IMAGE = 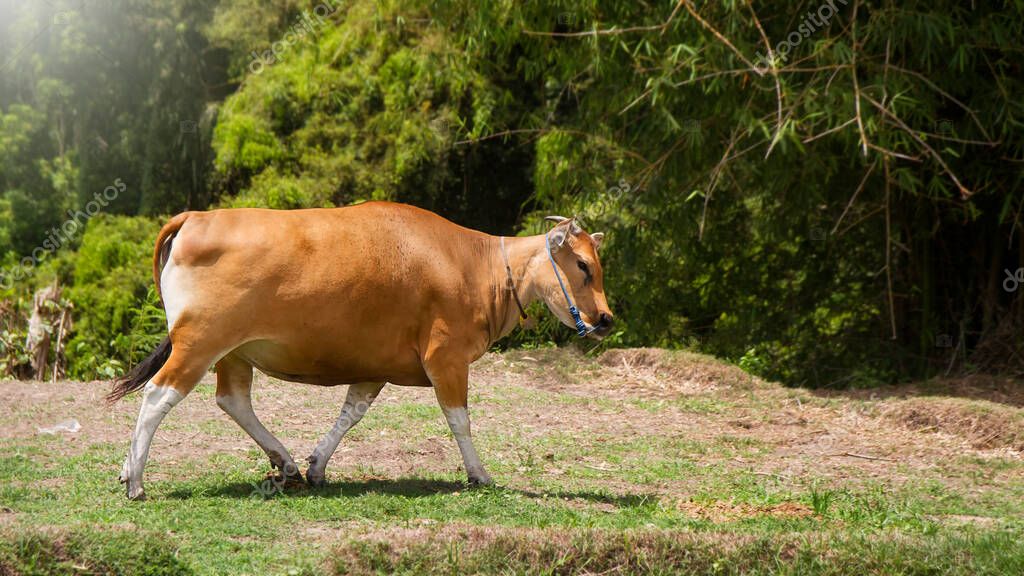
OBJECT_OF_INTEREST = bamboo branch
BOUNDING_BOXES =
[803,117,857,144]
[834,205,884,238]
[884,157,897,340]
[745,1,784,158]
[863,94,972,198]
[911,130,1000,148]
[832,159,878,235]
[700,129,741,241]
[456,128,652,166]
[880,64,996,143]
[682,0,765,76]
[850,0,869,157]
[867,143,922,163]
[523,0,683,38]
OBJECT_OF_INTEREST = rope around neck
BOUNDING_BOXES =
[545,231,597,337]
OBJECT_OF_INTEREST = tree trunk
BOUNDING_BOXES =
[25,281,62,381]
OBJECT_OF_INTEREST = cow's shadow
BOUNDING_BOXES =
[165,476,653,509]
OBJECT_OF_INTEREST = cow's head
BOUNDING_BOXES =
[540,216,615,339]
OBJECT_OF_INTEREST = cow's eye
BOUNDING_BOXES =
[577,261,590,276]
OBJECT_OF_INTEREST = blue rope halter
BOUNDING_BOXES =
[545,230,598,338]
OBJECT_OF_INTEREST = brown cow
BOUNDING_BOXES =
[110,201,613,500]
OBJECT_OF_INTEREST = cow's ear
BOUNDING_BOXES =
[548,226,569,253]
[591,232,604,251]
[567,217,583,236]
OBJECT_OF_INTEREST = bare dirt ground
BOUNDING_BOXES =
[1,347,1021,506]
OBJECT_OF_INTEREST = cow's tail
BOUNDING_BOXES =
[106,213,190,404]
[106,338,172,403]
[152,212,190,303]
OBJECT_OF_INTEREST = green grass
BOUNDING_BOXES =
[329,528,1024,576]
[0,530,194,576]
[633,396,731,414]
[1,433,1021,574]
[2,349,1023,574]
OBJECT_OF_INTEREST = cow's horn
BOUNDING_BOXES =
[544,216,569,224]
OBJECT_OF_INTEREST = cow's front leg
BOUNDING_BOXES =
[425,359,493,486]
[306,381,385,487]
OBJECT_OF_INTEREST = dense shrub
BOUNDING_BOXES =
[2,0,1022,386]
[63,215,164,379]
[211,0,537,234]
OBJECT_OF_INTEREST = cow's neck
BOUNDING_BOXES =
[489,234,548,344]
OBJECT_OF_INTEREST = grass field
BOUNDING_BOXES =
[1,348,1022,574]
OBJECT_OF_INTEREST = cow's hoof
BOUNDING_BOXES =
[468,474,494,487]
[306,471,326,488]
[126,485,146,501]
[267,468,305,489]
[305,454,326,488]
[269,459,304,487]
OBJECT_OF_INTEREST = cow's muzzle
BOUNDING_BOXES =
[592,312,614,338]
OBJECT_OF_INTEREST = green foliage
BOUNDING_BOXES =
[203,1,1019,385]
[212,113,286,175]
[0,103,73,257]
[430,0,1024,385]
[211,0,537,232]
[203,0,304,78]
[0,0,226,224]
[0,319,31,379]
[64,215,163,379]
[1,0,1022,385]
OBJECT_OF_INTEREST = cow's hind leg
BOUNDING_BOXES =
[425,357,493,486]
[306,381,385,487]
[215,354,302,483]
[122,348,206,500]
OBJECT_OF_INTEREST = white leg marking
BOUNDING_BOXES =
[307,382,384,486]
[124,381,184,500]
[440,406,492,485]
[216,392,297,473]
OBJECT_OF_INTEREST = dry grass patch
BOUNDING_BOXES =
[675,499,815,522]
[880,397,1024,452]
[329,525,766,575]
[820,374,1024,408]
[327,524,1024,576]
[598,348,768,397]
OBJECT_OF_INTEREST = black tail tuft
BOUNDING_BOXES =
[106,337,172,403]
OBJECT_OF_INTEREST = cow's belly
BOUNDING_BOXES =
[233,337,432,387]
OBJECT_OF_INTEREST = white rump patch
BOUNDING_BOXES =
[160,243,190,331]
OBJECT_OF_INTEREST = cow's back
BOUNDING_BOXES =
[161,202,486,386]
